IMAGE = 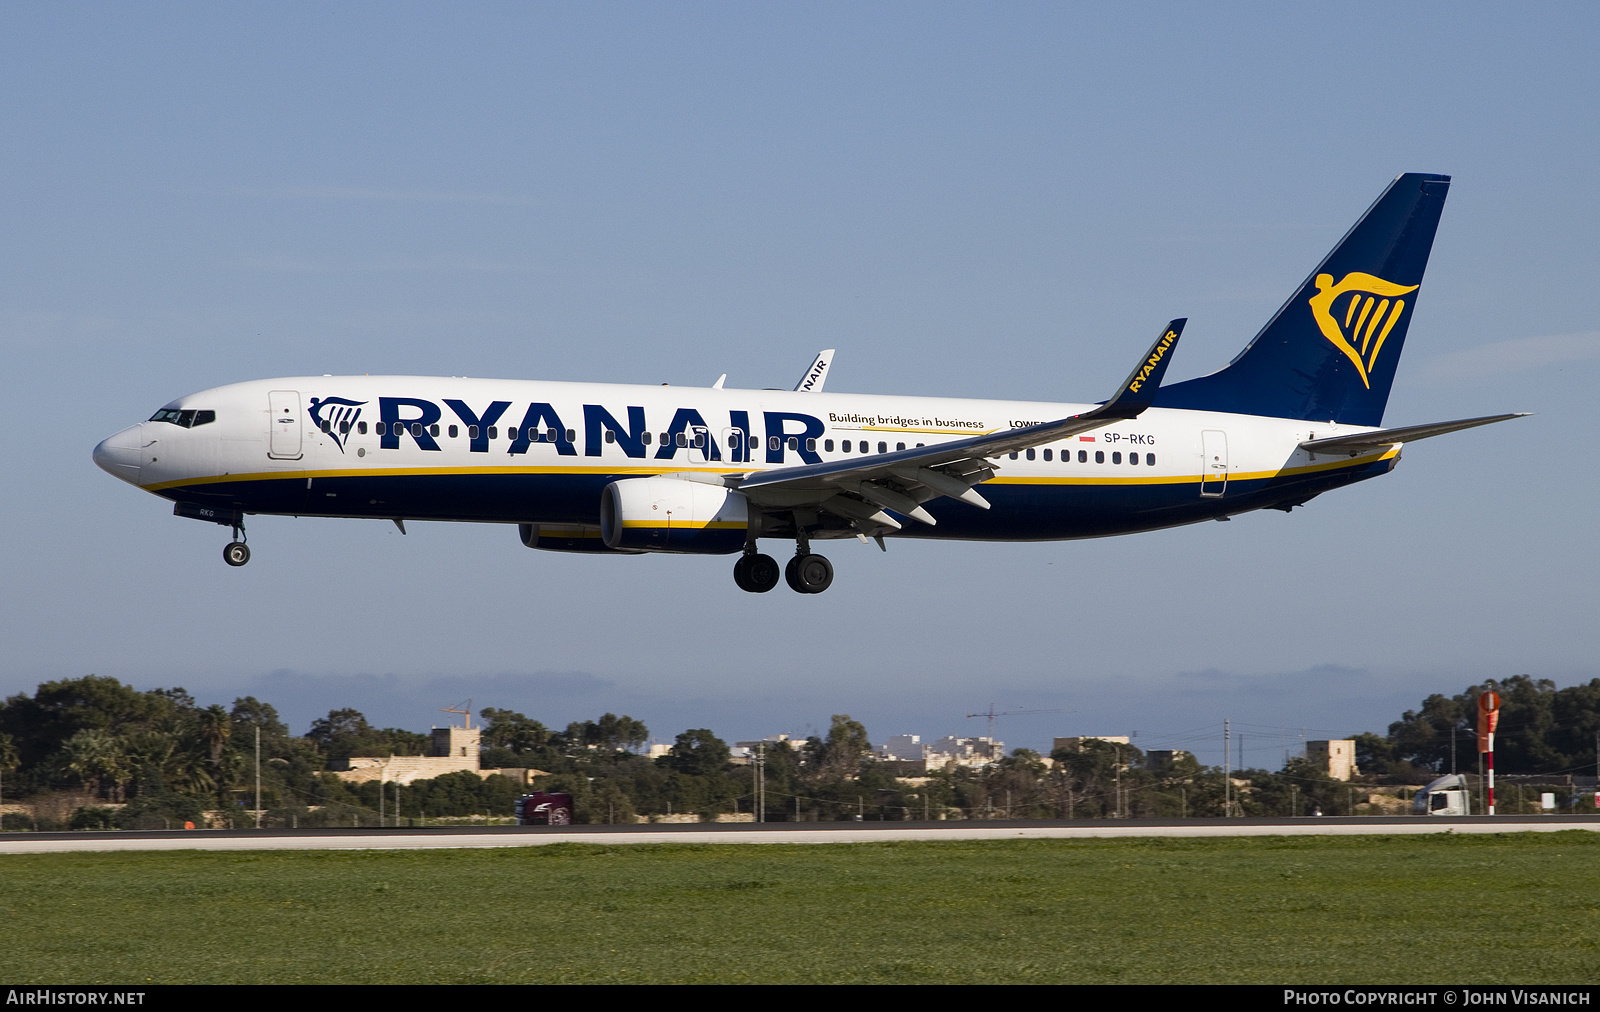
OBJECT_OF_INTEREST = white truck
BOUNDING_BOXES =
[1412,773,1472,816]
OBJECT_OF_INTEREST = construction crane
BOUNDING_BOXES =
[965,704,1071,743]
[439,699,473,729]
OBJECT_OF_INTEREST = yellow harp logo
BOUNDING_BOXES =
[1308,272,1419,388]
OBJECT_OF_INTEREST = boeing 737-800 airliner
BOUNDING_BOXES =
[94,173,1522,593]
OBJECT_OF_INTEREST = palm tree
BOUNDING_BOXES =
[58,730,130,801]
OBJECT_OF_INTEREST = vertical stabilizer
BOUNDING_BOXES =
[1154,173,1450,426]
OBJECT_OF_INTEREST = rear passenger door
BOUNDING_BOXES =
[1200,429,1227,497]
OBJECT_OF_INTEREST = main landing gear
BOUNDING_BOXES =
[785,552,833,594]
[733,552,780,593]
[222,523,250,567]
[733,529,834,595]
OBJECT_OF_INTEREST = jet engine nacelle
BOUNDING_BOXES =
[600,477,749,555]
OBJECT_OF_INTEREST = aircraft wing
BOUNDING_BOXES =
[1299,413,1528,454]
[736,321,1186,531]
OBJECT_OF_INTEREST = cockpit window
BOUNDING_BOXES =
[149,408,216,428]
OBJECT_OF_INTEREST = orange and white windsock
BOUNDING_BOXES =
[1477,691,1501,753]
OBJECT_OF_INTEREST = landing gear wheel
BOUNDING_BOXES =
[735,553,780,593]
[223,542,251,567]
[785,553,833,594]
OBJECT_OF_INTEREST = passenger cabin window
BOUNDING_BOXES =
[806,438,817,452]
[642,432,653,445]
[605,430,616,444]
[877,441,887,454]
[824,439,834,452]
[1095,450,1104,463]
[896,442,905,451]
[1077,450,1086,463]
[1146,453,1155,466]
[1112,452,1121,464]
[1043,449,1052,461]
[1025,448,1035,460]
[358,421,367,435]
[468,425,479,439]
[448,425,458,438]
[429,424,440,437]
[340,421,351,435]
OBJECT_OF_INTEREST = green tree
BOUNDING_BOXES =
[805,715,870,784]
[660,729,730,777]
[56,729,131,801]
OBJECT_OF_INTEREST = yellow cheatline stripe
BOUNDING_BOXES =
[620,520,746,530]
[145,448,1395,494]
[141,463,752,492]
[986,448,1397,487]
[856,426,998,435]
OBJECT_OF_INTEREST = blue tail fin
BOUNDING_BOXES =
[1154,172,1450,426]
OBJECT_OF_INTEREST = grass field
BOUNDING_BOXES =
[1,832,1597,984]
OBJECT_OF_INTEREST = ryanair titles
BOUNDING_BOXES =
[1126,328,1179,394]
[316,395,857,465]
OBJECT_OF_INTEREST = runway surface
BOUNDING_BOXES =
[2,815,1597,854]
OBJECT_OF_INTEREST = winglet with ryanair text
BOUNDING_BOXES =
[1094,319,1186,419]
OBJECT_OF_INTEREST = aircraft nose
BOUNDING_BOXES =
[93,424,145,484]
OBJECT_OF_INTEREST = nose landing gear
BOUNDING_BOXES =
[223,523,250,567]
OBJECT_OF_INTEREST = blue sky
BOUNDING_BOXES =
[4,4,1597,767]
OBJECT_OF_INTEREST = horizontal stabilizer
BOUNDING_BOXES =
[1300,413,1529,454]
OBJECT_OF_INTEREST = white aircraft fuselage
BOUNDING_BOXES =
[92,173,1523,593]
[94,377,1388,539]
